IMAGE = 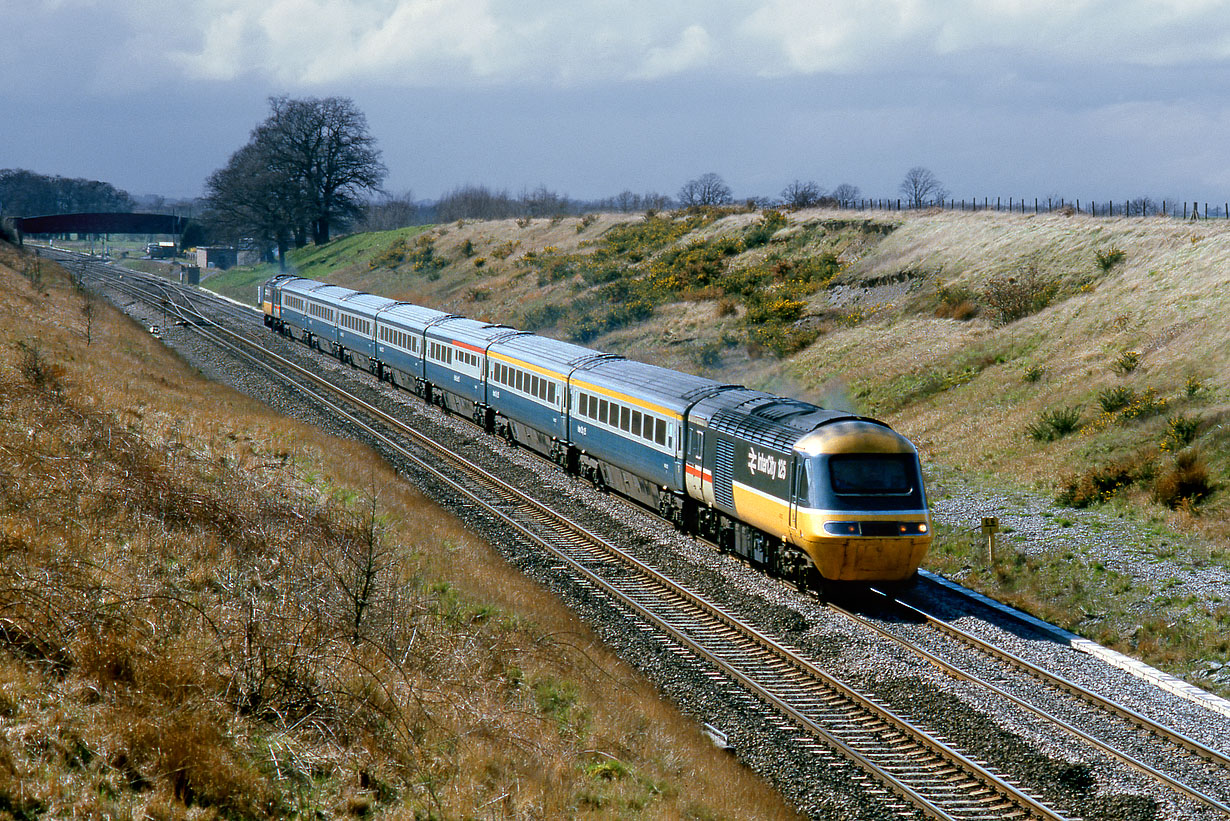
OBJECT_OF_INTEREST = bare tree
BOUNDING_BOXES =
[204,141,306,267]
[81,297,96,346]
[641,191,673,211]
[435,184,519,222]
[678,172,733,207]
[1129,197,1160,217]
[831,182,861,206]
[614,190,639,212]
[208,96,387,247]
[358,191,419,231]
[520,185,571,217]
[899,167,949,209]
[1,168,134,217]
[781,179,824,209]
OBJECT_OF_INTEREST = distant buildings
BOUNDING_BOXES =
[195,245,263,270]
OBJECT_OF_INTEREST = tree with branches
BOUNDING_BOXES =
[204,96,386,252]
[899,167,949,209]
[781,179,824,209]
[204,141,307,267]
[678,172,733,208]
[831,182,860,206]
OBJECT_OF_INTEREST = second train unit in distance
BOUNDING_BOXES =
[260,274,932,589]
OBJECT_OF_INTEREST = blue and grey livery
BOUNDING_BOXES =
[260,274,931,588]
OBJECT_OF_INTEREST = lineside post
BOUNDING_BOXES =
[981,516,1000,564]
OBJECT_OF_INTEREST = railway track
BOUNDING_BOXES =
[827,590,1230,815]
[61,251,1230,820]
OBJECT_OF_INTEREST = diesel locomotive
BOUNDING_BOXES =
[260,274,932,589]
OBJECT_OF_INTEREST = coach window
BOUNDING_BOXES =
[620,406,630,432]
[655,419,667,446]
[631,410,643,438]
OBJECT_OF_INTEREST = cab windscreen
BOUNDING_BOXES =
[829,454,914,495]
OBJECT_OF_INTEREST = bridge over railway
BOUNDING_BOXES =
[9,212,189,244]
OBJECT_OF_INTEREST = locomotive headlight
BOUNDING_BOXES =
[824,521,860,535]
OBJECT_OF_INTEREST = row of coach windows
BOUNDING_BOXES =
[284,295,305,312]
[492,361,557,405]
[339,313,371,335]
[428,341,453,366]
[380,326,419,354]
[308,303,335,322]
[455,349,480,370]
[575,391,669,447]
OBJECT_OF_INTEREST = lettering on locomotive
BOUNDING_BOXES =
[746,447,788,481]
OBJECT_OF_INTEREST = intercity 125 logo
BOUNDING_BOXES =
[747,447,788,480]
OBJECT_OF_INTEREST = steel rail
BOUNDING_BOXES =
[877,588,1230,770]
[825,595,1230,816]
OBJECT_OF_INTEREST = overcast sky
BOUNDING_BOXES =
[5,0,1230,205]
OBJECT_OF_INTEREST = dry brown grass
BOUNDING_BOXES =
[0,242,800,819]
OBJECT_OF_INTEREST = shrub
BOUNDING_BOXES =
[1097,386,1136,413]
[563,296,655,343]
[368,238,408,269]
[1166,414,1200,447]
[716,298,739,317]
[746,324,819,358]
[491,240,520,259]
[1120,387,1167,421]
[981,263,1058,324]
[1057,456,1148,507]
[1026,405,1082,442]
[460,238,475,257]
[16,340,62,393]
[1023,364,1045,383]
[743,209,788,248]
[695,342,723,369]
[1095,248,1126,272]
[1153,449,1213,509]
[1113,349,1140,374]
[575,213,598,232]
[935,284,980,320]
[745,296,805,326]
[519,303,566,330]
[408,235,446,273]
[1185,376,1206,398]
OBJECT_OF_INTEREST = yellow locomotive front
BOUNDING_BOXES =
[789,420,931,582]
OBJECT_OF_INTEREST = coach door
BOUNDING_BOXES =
[790,457,806,532]
[685,426,706,503]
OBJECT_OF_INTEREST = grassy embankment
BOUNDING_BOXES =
[209,207,1230,693]
[0,243,801,819]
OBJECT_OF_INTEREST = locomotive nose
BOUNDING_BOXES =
[790,421,933,582]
